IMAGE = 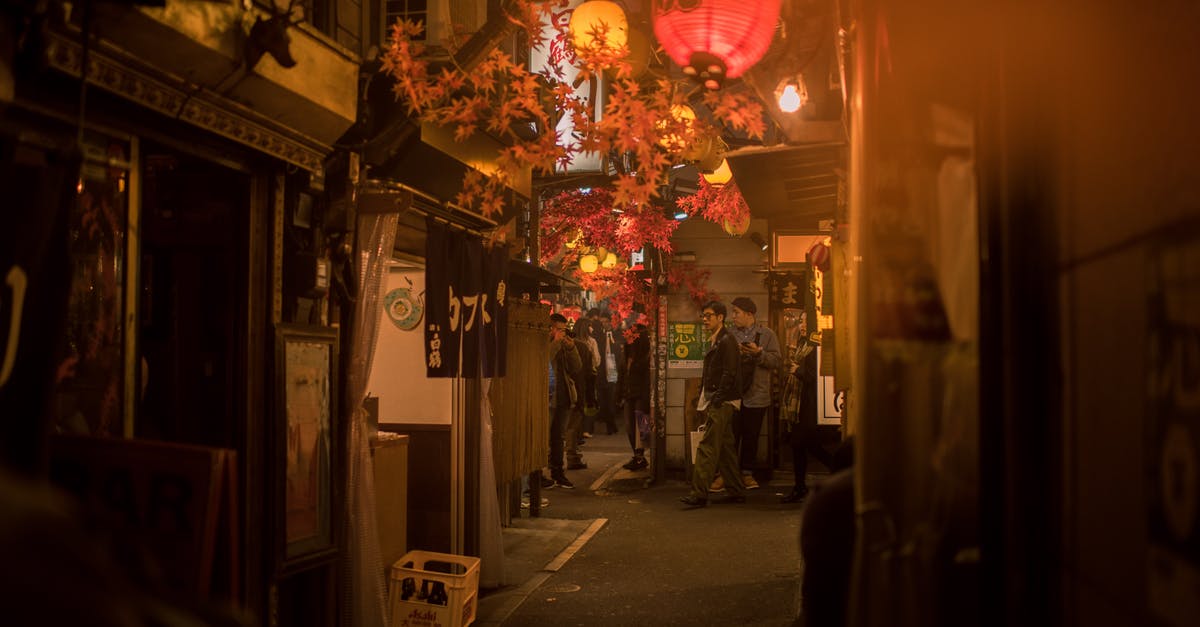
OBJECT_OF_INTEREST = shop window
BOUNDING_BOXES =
[56,133,130,437]
[386,0,428,40]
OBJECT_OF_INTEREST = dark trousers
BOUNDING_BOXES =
[597,379,618,433]
[734,405,767,472]
[549,404,571,472]
[624,397,649,454]
[790,426,833,487]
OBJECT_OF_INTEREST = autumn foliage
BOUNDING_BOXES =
[380,0,766,316]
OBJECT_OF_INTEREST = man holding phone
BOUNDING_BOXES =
[725,296,782,491]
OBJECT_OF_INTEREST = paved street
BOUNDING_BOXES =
[477,431,808,627]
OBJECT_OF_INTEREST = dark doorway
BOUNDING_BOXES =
[137,143,249,450]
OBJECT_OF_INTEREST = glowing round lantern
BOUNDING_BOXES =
[579,254,600,273]
[601,252,618,268]
[722,214,750,236]
[658,104,696,151]
[652,0,783,89]
[701,158,733,187]
[687,134,726,172]
[569,0,628,59]
[605,27,652,80]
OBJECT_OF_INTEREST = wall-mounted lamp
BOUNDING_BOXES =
[749,232,769,251]
[776,77,808,114]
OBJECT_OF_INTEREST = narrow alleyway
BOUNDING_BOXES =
[477,432,808,626]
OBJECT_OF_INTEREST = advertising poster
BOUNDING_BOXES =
[668,320,708,369]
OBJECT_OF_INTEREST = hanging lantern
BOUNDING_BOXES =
[569,0,629,60]
[652,0,783,89]
[701,158,733,187]
[606,27,652,80]
[687,135,727,172]
[722,214,750,236]
[601,252,618,268]
[579,254,600,273]
[657,104,696,151]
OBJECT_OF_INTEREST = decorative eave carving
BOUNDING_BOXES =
[44,30,328,179]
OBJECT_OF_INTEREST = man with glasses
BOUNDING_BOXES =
[680,301,747,508]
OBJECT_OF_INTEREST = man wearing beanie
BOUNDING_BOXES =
[714,296,782,492]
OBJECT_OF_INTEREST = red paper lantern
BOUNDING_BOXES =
[652,0,782,89]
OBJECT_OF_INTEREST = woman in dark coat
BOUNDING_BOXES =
[778,315,833,502]
[619,324,651,470]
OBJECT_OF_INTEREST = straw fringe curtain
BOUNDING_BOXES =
[489,299,552,484]
[341,213,398,627]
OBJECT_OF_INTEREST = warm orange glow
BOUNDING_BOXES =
[701,159,733,187]
[569,1,628,58]
[658,104,696,151]
[601,252,618,268]
[722,214,750,236]
[778,84,802,113]
[579,254,600,273]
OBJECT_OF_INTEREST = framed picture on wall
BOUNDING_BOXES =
[275,324,338,569]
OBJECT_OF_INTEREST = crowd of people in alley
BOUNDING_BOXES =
[537,298,843,505]
[534,297,853,625]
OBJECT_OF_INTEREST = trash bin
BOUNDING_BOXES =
[389,550,480,627]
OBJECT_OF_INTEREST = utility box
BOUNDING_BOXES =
[389,551,480,627]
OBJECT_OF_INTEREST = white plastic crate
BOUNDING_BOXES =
[389,550,480,627]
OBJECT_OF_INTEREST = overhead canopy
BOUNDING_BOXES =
[727,143,844,231]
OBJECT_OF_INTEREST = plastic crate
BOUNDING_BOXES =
[389,550,480,627]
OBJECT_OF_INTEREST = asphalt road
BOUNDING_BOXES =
[479,431,807,627]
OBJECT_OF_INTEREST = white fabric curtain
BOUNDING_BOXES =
[341,212,399,627]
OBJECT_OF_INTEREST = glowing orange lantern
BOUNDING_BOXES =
[579,254,600,273]
[569,0,628,59]
[652,0,783,89]
[701,158,733,187]
[722,214,750,236]
[657,104,696,151]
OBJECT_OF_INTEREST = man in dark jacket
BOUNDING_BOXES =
[548,313,583,488]
[680,301,747,508]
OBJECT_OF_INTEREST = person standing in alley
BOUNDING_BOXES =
[619,323,651,470]
[547,313,583,488]
[590,308,622,436]
[680,301,746,508]
[573,316,602,439]
[779,311,833,503]
[713,296,781,492]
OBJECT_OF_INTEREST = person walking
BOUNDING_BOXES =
[680,301,746,509]
[547,313,583,488]
[619,323,651,470]
[714,296,782,492]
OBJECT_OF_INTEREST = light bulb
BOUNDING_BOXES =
[779,84,802,113]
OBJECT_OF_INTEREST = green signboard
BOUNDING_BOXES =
[668,321,708,368]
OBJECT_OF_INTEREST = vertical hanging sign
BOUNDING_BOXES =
[425,217,509,378]
[482,245,509,378]
[425,218,460,377]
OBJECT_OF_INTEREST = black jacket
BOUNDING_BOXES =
[701,327,740,407]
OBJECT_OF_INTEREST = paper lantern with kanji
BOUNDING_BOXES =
[652,0,783,89]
